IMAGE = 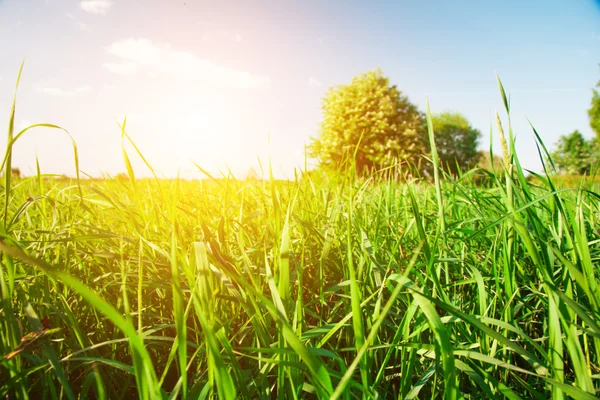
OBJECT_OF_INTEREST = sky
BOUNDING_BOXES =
[0,0,599,179]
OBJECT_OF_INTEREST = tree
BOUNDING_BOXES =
[309,69,426,176]
[430,112,481,175]
[550,130,598,175]
[589,76,600,138]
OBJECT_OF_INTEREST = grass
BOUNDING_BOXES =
[2,67,600,399]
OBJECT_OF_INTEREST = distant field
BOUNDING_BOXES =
[2,152,600,399]
[529,173,600,189]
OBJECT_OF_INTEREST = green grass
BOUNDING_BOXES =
[2,69,600,399]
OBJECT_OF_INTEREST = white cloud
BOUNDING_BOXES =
[38,88,69,96]
[35,84,90,97]
[308,76,322,87]
[104,61,138,75]
[66,12,89,30]
[80,0,111,14]
[105,38,270,89]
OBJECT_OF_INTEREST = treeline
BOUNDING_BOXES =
[309,68,600,178]
[308,69,482,178]
[550,75,600,175]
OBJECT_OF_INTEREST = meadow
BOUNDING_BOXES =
[2,73,600,399]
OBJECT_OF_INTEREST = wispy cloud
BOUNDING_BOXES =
[105,38,271,89]
[80,0,111,15]
[104,61,138,75]
[308,76,322,87]
[66,12,89,30]
[35,84,91,97]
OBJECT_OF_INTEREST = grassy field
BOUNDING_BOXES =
[2,75,600,399]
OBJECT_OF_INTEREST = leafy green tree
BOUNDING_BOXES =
[309,69,425,176]
[430,112,481,175]
[589,75,600,138]
[550,130,597,175]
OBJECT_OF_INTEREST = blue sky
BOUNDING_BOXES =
[0,0,598,178]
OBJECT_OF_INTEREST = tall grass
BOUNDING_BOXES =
[2,67,600,399]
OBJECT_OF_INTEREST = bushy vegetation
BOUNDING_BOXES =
[3,70,600,399]
[550,68,600,176]
[309,69,428,176]
[550,130,599,176]
[589,71,600,138]
[430,112,481,176]
[309,69,481,179]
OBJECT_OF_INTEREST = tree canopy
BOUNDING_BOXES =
[550,130,598,175]
[309,69,425,176]
[430,112,481,175]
